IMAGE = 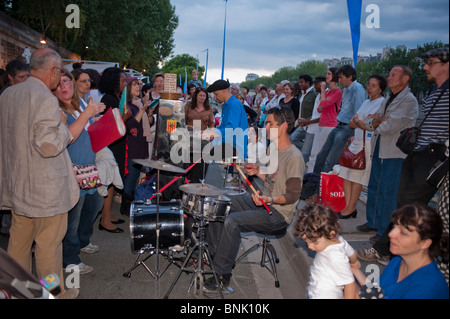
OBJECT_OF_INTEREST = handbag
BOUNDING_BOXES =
[73,164,102,190]
[396,82,448,155]
[396,126,421,155]
[338,131,366,170]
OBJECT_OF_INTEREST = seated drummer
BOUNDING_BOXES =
[204,106,305,292]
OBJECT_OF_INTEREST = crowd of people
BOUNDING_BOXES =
[0,46,448,299]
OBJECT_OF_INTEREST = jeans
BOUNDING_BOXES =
[365,140,404,237]
[301,132,315,164]
[123,159,142,196]
[207,194,288,276]
[290,126,306,152]
[63,191,104,267]
[313,123,353,175]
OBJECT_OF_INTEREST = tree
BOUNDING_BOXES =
[356,41,447,102]
[2,0,178,72]
[160,54,206,85]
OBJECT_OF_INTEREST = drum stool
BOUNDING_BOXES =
[232,226,287,288]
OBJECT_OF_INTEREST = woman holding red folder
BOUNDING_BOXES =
[97,67,131,232]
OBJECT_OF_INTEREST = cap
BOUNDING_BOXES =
[421,47,449,63]
[206,79,230,93]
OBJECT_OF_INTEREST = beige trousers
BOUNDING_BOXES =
[8,212,68,293]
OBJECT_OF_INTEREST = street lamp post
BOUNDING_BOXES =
[221,0,228,80]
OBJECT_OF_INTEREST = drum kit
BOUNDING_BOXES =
[122,158,234,299]
[121,87,250,299]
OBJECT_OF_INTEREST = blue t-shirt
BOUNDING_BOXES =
[380,256,449,299]
[215,95,248,160]
[66,105,97,196]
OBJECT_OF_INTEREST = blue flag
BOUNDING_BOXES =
[347,0,363,68]
[183,68,187,94]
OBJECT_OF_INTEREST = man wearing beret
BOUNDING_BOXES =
[203,79,248,160]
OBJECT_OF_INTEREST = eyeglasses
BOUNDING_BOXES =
[422,60,445,67]
[53,66,63,73]
[60,78,72,87]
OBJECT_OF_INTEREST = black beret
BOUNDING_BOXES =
[206,79,230,93]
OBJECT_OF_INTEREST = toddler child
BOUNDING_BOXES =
[296,203,360,299]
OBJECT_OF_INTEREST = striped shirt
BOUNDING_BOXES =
[415,79,449,151]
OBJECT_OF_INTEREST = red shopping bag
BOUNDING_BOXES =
[319,173,346,212]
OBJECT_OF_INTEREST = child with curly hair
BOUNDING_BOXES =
[296,203,360,299]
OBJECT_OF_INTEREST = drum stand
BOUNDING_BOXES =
[122,168,171,298]
[164,195,224,299]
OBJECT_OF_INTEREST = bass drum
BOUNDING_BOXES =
[130,201,185,253]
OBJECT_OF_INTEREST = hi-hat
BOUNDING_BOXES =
[133,159,187,174]
[180,183,228,197]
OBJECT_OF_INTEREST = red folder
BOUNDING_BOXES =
[88,107,126,153]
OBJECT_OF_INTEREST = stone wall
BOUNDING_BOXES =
[0,11,80,69]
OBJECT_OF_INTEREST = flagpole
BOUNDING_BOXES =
[203,48,209,88]
[221,0,228,80]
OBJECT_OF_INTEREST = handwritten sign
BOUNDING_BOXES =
[164,73,177,93]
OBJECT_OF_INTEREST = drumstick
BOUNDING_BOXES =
[234,165,272,215]
[149,154,206,200]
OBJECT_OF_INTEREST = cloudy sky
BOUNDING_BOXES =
[169,0,449,83]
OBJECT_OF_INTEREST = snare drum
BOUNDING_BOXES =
[130,201,185,253]
[180,192,196,215]
[196,195,232,222]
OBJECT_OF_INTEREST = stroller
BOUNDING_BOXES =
[0,248,59,299]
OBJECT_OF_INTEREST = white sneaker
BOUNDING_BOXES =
[226,173,234,183]
[80,243,100,254]
[76,262,94,274]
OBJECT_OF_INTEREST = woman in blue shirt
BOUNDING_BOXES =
[380,204,449,299]
[54,69,106,273]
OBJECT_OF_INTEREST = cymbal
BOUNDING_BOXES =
[179,183,228,197]
[133,159,187,174]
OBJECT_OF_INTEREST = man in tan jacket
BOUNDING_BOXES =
[0,48,80,298]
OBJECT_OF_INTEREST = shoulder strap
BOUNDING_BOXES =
[419,81,449,128]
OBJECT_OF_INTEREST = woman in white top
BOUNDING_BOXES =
[336,75,387,219]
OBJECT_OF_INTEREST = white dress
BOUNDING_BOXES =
[337,97,384,186]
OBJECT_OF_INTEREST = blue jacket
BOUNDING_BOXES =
[216,95,248,159]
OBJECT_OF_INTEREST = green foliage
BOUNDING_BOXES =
[2,0,178,73]
[357,41,446,101]
[241,42,446,102]
[160,54,205,85]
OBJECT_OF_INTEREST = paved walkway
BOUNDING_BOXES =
[0,162,381,301]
